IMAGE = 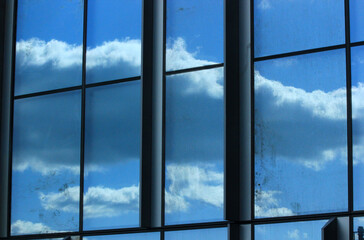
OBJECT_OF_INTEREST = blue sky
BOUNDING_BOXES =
[10,0,364,239]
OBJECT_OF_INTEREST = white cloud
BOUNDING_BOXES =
[165,164,223,213]
[40,185,138,218]
[257,0,271,10]
[255,190,294,217]
[11,220,56,235]
[287,229,300,240]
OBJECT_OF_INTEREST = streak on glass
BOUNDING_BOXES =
[352,46,364,211]
[15,0,83,95]
[165,68,224,224]
[86,0,142,84]
[166,0,223,71]
[84,81,141,229]
[254,50,347,217]
[255,220,327,240]
[165,228,227,240]
[11,91,81,235]
[86,232,159,240]
[350,0,364,43]
[254,0,345,57]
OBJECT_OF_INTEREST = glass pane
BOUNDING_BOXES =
[166,0,223,71]
[165,68,224,224]
[254,0,345,57]
[86,232,159,240]
[86,0,142,84]
[15,0,83,95]
[352,46,364,210]
[254,50,347,217]
[84,81,141,230]
[165,228,227,240]
[11,91,81,235]
[350,0,364,43]
[354,217,364,240]
[255,220,327,240]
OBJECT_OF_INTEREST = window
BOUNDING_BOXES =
[1,0,364,240]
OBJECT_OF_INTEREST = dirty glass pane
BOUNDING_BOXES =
[254,0,345,57]
[165,68,224,224]
[165,228,227,240]
[255,220,327,240]
[254,50,347,217]
[166,0,223,71]
[86,0,142,83]
[15,0,83,95]
[352,46,364,211]
[350,0,364,43]
[11,91,81,235]
[86,232,159,240]
[84,81,141,230]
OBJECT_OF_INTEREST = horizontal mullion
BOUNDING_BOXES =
[165,63,224,76]
[7,222,228,240]
[350,40,364,47]
[254,44,346,62]
[13,76,141,100]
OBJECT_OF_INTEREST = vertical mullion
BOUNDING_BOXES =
[344,0,353,238]
[162,0,167,228]
[250,0,255,224]
[140,0,164,228]
[79,0,88,232]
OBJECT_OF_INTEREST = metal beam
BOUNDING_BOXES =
[140,0,164,228]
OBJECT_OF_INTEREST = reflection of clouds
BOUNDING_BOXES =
[40,185,138,219]
[165,164,223,213]
[255,190,294,218]
[11,220,56,235]
[287,229,309,240]
[257,0,271,10]
[255,70,348,170]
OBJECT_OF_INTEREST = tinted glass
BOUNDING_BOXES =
[87,233,159,240]
[11,91,81,235]
[166,0,223,71]
[350,0,364,43]
[15,0,83,95]
[353,217,364,240]
[165,228,227,240]
[165,68,224,224]
[255,50,347,217]
[254,0,345,57]
[86,0,142,83]
[352,46,364,210]
[255,220,327,240]
[84,81,141,229]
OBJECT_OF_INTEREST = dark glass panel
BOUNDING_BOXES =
[11,91,81,235]
[255,50,347,217]
[165,68,224,224]
[15,0,83,95]
[84,81,141,229]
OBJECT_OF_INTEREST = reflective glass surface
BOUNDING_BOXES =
[11,91,81,235]
[165,68,224,224]
[353,217,364,240]
[352,46,364,210]
[166,0,223,71]
[254,0,345,57]
[86,232,159,240]
[165,228,227,240]
[15,0,83,95]
[84,81,141,229]
[86,0,142,83]
[350,0,364,43]
[254,50,347,217]
[255,220,327,240]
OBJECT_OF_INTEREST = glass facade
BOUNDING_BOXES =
[1,0,364,240]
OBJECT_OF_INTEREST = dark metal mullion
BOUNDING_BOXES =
[165,63,224,76]
[344,0,354,238]
[161,0,167,228]
[351,40,364,47]
[254,44,346,62]
[6,0,18,237]
[250,0,255,225]
[79,0,88,232]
